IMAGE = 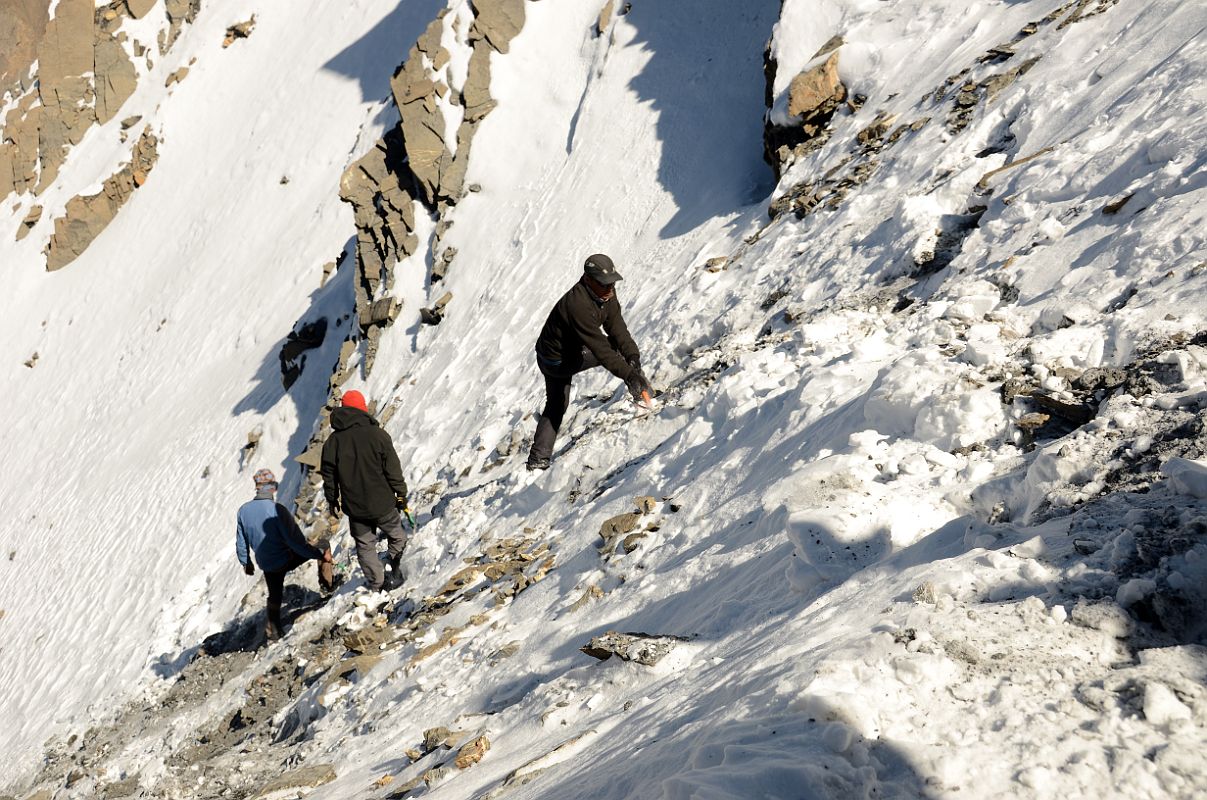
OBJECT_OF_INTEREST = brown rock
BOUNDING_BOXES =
[454,735,490,769]
[461,39,497,122]
[36,0,95,188]
[44,128,159,270]
[596,0,615,35]
[164,66,189,87]
[471,0,524,53]
[94,32,138,125]
[787,52,845,119]
[253,764,337,799]
[598,512,641,553]
[0,0,49,98]
[15,204,42,241]
[222,16,256,48]
[634,495,657,514]
[622,532,647,553]
[124,0,158,20]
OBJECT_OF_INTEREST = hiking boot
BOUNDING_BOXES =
[384,555,406,591]
[526,458,550,471]
[265,619,282,642]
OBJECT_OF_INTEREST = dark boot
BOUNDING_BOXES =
[265,602,284,642]
[384,554,406,591]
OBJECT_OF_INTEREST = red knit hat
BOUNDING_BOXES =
[341,390,367,411]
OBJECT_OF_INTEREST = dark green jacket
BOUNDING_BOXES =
[535,280,639,379]
[320,407,407,520]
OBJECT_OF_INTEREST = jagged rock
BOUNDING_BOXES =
[94,31,138,125]
[23,352,39,368]
[787,52,845,119]
[415,13,450,68]
[598,512,641,553]
[120,114,142,129]
[634,495,656,514]
[596,0,615,35]
[580,631,682,666]
[1031,390,1094,425]
[15,204,42,241]
[22,791,52,800]
[1074,367,1127,392]
[1016,412,1049,432]
[360,296,402,329]
[161,0,201,54]
[343,626,389,654]
[462,40,497,122]
[622,533,647,553]
[471,0,525,53]
[0,0,48,101]
[165,66,189,87]
[338,132,418,325]
[856,111,898,148]
[36,0,94,189]
[455,735,490,769]
[253,764,337,799]
[5,94,41,195]
[223,16,256,47]
[124,0,158,19]
[44,128,158,270]
[101,774,140,799]
[432,246,457,281]
[420,291,453,325]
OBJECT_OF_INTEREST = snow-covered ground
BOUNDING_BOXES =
[1,0,1205,798]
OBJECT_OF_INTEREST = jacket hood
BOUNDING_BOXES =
[330,406,376,432]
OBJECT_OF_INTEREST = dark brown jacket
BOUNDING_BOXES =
[535,280,639,379]
[320,407,407,520]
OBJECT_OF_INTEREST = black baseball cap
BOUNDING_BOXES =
[584,253,623,284]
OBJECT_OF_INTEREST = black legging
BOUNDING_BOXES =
[263,536,330,630]
[529,348,601,463]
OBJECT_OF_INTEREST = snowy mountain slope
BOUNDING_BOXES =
[2,0,1206,798]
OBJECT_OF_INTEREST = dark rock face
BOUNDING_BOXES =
[279,319,328,390]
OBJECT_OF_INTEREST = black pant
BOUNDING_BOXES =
[529,348,601,464]
[263,537,330,631]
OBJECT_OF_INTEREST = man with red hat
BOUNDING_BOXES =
[526,253,652,470]
[320,390,410,591]
[236,468,334,641]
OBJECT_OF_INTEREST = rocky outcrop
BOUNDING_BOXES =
[252,765,336,799]
[0,0,49,99]
[580,631,684,666]
[94,31,138,125]
[764,48,847,177]
[44,128,160,270]
[223,16,256,48]
[36,0,95,190]
[15,204,42,241]
[470,0,525,54]
[2,0,196,202]
[160,0,202,55]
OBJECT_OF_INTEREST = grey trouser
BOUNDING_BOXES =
[349,511,408,590]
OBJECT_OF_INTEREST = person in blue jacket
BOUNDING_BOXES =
[236,468,333,640]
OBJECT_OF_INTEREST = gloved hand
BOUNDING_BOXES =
[243,562,255,576]
[626,368,652,403]
[395,493,408,510]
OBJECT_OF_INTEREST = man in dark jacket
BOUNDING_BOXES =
[527,253,652,470]
[320,390,410,591]
[236,468,333,641]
